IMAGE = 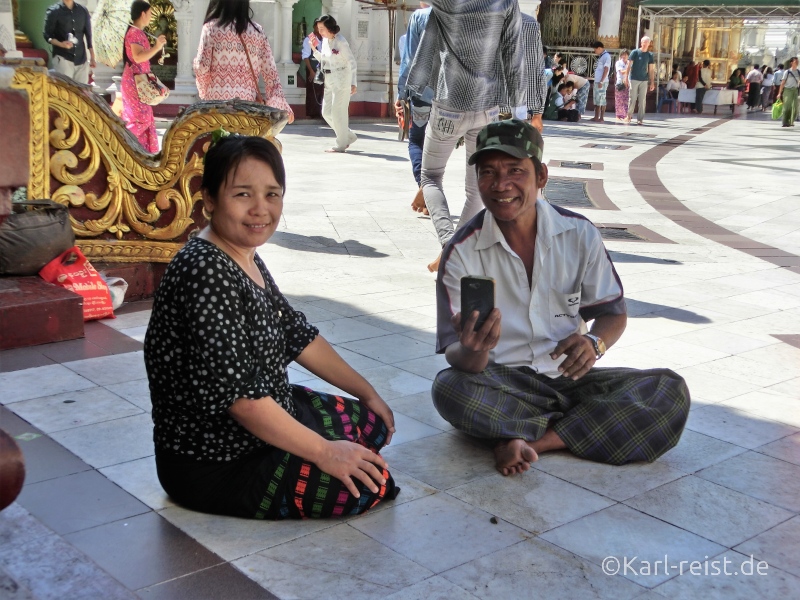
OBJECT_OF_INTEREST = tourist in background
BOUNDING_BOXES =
[591,40,612,122]
[728,68,745,92]
[312,15,358,152]
[773,63,785,102]
[194,0,294,122]
[777,57,799,127]
[694,59,712,114]
[301,21,324,118]
[565,71,591,115]
[614,49,629,121]
[666,71,681,99]
[43,0,96,85]
[745,64,763,110]
[626,36,655,125]
[121,1,166,153]
[761,66,774,111]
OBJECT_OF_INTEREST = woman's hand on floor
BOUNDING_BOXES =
[316,440,388,498]
[359,392,395,445]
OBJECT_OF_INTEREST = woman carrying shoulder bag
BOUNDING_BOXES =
[121,1,167,153]
[193,0,294,122]
[312,15,358,153]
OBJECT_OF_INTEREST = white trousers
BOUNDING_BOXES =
[421,103,500,246]
[52,55,90,85]
[322,70,355,150]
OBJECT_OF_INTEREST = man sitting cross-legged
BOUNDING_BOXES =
[433,119,690,475]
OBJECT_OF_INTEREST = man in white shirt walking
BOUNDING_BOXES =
[591,40,612,122]
[694,59,712,113]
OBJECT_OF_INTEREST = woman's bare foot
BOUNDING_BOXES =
[411,188,429,215]
[494,439,538,476]
[427,252,441,273]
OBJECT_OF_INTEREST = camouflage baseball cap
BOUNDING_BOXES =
[468,119,544,165]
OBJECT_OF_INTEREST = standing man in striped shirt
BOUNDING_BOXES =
[406,0,527,272]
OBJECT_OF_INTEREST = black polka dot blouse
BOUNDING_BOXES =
[144,237,319,461]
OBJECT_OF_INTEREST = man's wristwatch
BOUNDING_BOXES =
[584,333,606,359]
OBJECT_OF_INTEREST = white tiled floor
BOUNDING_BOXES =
[4,115,800,597]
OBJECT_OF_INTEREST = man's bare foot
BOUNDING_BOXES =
[411,188,429,215]
[529,428,568,455]
[427,252,441,273]
[494,439,538,476]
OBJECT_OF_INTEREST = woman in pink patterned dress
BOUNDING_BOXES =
[121,1,166,153]
[193,0,294,123]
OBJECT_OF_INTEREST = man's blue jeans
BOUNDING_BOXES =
[408,100,430,186]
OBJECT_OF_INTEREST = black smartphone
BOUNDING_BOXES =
[461,276,495,332]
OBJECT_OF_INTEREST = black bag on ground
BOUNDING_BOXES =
[0,200,75,275]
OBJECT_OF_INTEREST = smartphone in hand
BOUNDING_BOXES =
[461,276,495,332]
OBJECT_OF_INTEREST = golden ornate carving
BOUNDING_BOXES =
[11,66,288,263]
[599,35,620,49]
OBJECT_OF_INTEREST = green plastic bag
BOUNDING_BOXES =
[772,99,783,120]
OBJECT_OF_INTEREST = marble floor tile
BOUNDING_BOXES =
[234,524,433,599]
[0,364,95,404]
[388,391,453,432]
[656,429,747,474]
[754,432,800,466]
[358,364,434,399]
[447,470,614,534]
[624,475,793,547]
[392,353,448,381]
[381,432,496,490]
[340,334,437,365]
[389,412,442,446]
[307,296,400,318]
[384,576,479,600]
[441,538,644,600]
[0,504,52,551]
[540,504,725,587]
[351,493,530,573]
[8,387,143,433]
[160,506,338,562]
[0,531,137,600]
[620,338,731,369]
[671,327,775,355]
[103,378,151,412]
[734,516,800,578]
[63,351,148,386]
[764,376,800,397]
[50,413,154,469]
[720,390,800,428]
[345,470,439,519]
[672,365,762,403]
[99,456,174,510]
[352,310,440,334]
[532,451,686,501]
[688,355,796,388]
[101,311,152,330]
[328,346,385,371]
[651,550,800,599]
[118,325,147,342]
[685,404,798,449]
[313,318,391,344]
[696,451,800,512]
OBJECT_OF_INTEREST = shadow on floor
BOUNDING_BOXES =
[610,252,682,264]
[268,232,389,258]
[627,299,713,323]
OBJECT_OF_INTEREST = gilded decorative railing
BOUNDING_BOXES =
[541,0,598,48]
[11,66,288,263]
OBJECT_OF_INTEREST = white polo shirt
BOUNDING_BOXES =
[436,200,626,378]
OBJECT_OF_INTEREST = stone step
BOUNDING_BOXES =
[0,277,83,350]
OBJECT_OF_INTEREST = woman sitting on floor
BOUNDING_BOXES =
[144,133,398,520]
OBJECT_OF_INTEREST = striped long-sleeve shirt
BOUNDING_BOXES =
[501,14,547,116]
[405,0,527,116]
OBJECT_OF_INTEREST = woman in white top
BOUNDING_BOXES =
[614,50,630,120]
[312,15,358,153]
[666,71,681,98]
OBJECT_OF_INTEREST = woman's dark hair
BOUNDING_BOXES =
[124,2,151,66]
[201,136,286,200]
[316,15,340,35]
[204,0,255,35]
[131,0,151,22]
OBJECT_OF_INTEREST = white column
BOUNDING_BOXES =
[597,0,622,48]
[164,0,199,105]
[323,0,348,21]
[0,0,20,57]
[278,0,299,64]
[518,0,542,18]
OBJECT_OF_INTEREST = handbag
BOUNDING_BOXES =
[0,200,75,276]
[772,99,783,120]
[240,33,266,104]
[616,81,626,91]
[135,72,170,106]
